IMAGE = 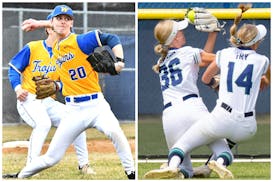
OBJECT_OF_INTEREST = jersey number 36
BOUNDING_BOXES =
[159,58,183,91]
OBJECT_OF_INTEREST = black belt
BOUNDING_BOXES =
[221,102,253,117]
[163,94,198,110]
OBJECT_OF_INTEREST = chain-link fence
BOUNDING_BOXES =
[2,3,135,123]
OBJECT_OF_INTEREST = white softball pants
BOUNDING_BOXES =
[172,99,256,158]
[17,93,89,167]
[18,93,134,178]
[163,97,231,177]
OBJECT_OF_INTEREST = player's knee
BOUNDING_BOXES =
[44,156,60,167]
[35,121,51,131]
[108,128,125,140]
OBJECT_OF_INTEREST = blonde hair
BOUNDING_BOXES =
[229,4,258,47]
[152,20,174,73]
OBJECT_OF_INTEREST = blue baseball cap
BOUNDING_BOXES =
[51,5,73,19]
[47,13,52,20]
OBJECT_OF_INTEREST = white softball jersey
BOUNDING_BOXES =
[159,46,202,106]
[216,47,269,113]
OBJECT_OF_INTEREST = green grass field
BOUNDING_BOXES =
[138,162,271,180]
[138,114,270,156]
[2,123,135,180]
[138,114,271,179]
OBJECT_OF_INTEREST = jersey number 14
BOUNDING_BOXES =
[227,62,253,95]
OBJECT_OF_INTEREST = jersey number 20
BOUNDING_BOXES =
[227,62,253,95]
[69,66,87,80]
[160,58,182,91]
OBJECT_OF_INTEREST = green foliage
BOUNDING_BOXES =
[138,162,271,180]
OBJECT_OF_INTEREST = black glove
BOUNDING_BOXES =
[87,47,124,75]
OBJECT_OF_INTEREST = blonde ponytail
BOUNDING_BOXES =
[230,4,252,46]
[152,44,169,73]
[152,20,173,73]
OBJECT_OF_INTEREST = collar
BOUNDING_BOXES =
[237,46,253,50]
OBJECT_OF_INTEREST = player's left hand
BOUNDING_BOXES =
[185,7,226,33]
[32,75,59,99]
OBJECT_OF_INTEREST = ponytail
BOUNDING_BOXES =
[230,4,252,46]
[152,44,169,73]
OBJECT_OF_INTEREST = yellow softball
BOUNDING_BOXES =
[187,10,195,23]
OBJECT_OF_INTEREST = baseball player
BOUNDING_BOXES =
[144,8,232,179]
[5,13,95,175]
[145,4,270,179]
[3,4,135,180]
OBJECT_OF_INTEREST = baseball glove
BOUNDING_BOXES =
[32,75,59,99]
[185,7,226,33]
[206,74,220,91]
[86,47,125,75]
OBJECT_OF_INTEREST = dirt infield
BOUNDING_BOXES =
[2,139,135,154]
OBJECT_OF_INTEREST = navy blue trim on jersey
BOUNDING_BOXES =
[77,31,120,55]
[237,46,252,50]
[169,47,179,50]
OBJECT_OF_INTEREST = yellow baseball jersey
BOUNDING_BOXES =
[9,40,58,94]
[52,33,101,96]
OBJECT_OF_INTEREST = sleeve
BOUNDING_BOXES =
[99,32,121,48]
[9,45,31,72]
[215,50,222,68]
[262,56,270,75]
[8,66,21,90]
[189,47,202,64]
[8,45,31,90]
[77,30,121,55]
[77,30,100,55]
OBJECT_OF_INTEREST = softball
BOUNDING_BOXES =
[187,10,195,23]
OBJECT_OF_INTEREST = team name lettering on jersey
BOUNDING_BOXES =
[236,53,249,60]
[32,60,56,74]
[56,52,74,67]
[166,51,176,59]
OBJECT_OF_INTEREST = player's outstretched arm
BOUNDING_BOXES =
[199,52,215,67]
[112,44,125,73]
[22,19,51,32]
[202,60,220,88]
[203,32,218,53]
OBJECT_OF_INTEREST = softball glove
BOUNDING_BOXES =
[87,47,125,75]
[32,75,59,99]
[185,7,226,33]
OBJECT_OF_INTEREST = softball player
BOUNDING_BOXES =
[147,5,269,179]
[3,5,135,179]
[7,13,94,174]
[144,19,232,179]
